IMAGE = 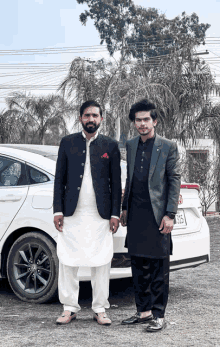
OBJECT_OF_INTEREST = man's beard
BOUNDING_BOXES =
[82,122,100,134]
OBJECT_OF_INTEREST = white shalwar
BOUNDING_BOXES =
[56,131,113,313]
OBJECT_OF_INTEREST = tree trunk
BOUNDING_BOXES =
[41,131,46,145]
[20,130,27,144]
[38,129,45,145]
[41,117,45,145]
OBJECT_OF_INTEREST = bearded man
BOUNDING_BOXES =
[53,100,121,326]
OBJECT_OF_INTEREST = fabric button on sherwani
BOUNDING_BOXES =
[81,163,84,166]
[77,187,80,190]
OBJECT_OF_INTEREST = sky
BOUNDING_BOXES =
[0,0,220,109]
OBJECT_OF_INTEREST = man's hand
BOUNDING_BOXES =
[159,215,174,234]
[54,215,64,232]
[120,210,127,227]
[109,217,119,234]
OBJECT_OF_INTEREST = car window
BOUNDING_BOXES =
[0,156,28,187]
[26,165,49,184]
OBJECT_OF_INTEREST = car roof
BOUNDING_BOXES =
[0,144,57,175]
[0,144,58,157]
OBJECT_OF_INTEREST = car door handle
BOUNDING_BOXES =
[0,194,22,202]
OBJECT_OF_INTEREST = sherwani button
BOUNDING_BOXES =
[81,163,84,166]
[77,187,80,190]
[80,175,83,178]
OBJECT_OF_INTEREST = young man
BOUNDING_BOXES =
[53,100,121,326]
[121,99,181,332]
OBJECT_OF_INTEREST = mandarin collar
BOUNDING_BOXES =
[81,130,99,143]
[139,134,155,145]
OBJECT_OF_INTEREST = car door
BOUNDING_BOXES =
[0,156,29,236]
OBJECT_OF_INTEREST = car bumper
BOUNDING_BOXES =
[169,254,209,271]
[77,266,132,281]
[170,216,210,270]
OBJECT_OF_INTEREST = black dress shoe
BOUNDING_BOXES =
[121,312,153,325]
[145,317,167,332]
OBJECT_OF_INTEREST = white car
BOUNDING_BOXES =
[0,144,210,303]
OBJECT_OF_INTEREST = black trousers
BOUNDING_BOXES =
[131,255,170,318]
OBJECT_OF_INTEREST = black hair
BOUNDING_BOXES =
[129,99,157,122]
[80,100,102,117]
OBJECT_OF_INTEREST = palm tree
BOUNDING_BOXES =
[58,53,214,144]
[58,57,117,132]
[6,92,73,145]
[0,109,22,143]
[58,57,178,141]
[137,54,214,143]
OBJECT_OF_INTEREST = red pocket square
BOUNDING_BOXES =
[101,153,109,159]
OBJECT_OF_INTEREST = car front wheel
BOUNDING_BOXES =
[7,232,58,303]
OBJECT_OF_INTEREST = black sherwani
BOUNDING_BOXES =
[53,132,121,220]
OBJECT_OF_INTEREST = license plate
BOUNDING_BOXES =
[174,209,186,226]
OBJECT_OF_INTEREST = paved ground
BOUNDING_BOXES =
[0,217,220,347]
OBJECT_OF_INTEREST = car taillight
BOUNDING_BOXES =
[180,183,200,192]
[178,194,183,204]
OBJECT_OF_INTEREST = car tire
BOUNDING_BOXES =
[7,232,59,304]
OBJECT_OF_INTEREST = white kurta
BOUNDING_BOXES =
[57,133,113,267]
